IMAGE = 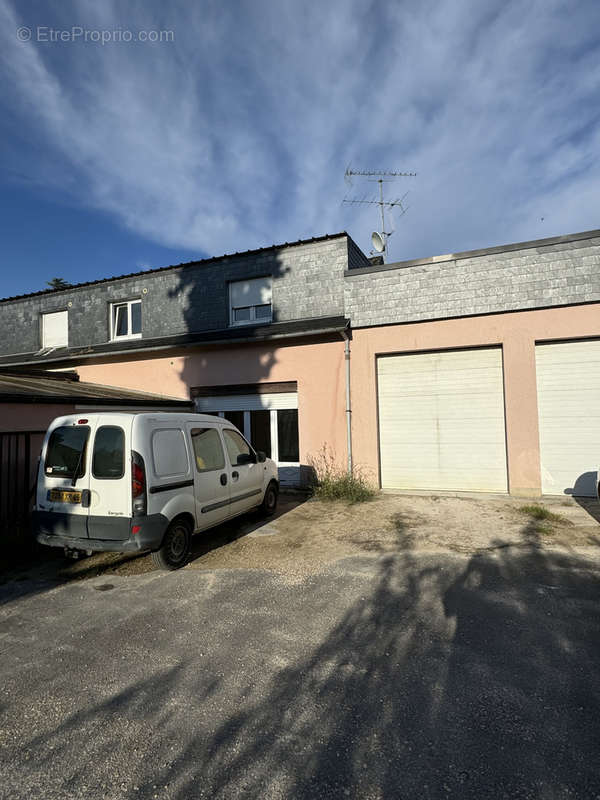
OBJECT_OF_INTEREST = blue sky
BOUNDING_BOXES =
[1,0,599,298]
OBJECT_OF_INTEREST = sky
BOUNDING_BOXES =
[0,0,599,298]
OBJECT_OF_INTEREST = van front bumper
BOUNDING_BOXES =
[33,511,169,553]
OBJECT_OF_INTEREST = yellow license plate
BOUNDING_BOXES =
[48,489,82,504]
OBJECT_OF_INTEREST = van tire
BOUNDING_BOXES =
[260,481,278,517]
[151,519,191,571]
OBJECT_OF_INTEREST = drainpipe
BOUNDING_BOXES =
[342,329,353,474]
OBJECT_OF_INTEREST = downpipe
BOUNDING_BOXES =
[342,330,353,474]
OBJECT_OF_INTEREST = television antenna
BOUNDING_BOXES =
[343,166,416,261]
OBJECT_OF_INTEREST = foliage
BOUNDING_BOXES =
[46,277,72,290]
[308,445,377,504]
[518,504,571,528]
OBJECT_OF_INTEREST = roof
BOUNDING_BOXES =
[0,315,349,369]
[344,227,600,277]
[0,370,193,407]
[0,232,349,304]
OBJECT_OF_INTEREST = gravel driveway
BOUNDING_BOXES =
[1,493,599,799]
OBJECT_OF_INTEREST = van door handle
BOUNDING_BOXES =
[220,473,227,486]
[81,490,91,508]
[232,471,239,480]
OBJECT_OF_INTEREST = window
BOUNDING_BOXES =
[45,425,89,479]
[223,410,245,431]
[41,310,68,348]
[190,428,225,473]
[230,277,272,326]
[151,429,189,477]
[250,410,271,458]
[223,429,253,466]
[92,426,125,479]
[277,409,299,462]
[111,299,142,340]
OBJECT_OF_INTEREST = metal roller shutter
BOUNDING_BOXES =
[377,348,508,492]
[536,340,600,497]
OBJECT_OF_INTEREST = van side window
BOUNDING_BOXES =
[223,429,253,466]
[45,425,90,479]
[190,428,225,473]
[151,429,189,477]
[92,426,125,479]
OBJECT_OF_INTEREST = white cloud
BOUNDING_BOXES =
[0,0,599,261]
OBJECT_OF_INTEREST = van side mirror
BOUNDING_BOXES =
[256,451,267,463]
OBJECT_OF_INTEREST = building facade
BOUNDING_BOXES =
[0,228,599,496]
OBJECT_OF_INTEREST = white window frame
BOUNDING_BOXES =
[216,408,299,467]
[110,299,142,341]
[229,277,272,327]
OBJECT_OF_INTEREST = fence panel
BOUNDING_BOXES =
[0,430,45,548]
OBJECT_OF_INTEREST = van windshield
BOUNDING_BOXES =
[45,426,90,479]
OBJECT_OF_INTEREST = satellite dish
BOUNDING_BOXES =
[371,231,386,253]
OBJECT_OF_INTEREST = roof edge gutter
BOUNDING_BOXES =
[0,322,350,369]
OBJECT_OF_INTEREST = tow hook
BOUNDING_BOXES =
[64,547,92,560]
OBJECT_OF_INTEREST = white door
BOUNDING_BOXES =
[88,420,131,540]
[536,340,600,497]
[377,348,508,492]
[186,424,231,529]
[39,418,97,537]
[221,428,264,514]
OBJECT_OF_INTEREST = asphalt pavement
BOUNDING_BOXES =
[1,543,599,799]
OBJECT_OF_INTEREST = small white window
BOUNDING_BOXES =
[230,277,272,326]
[41,310,68,348]
[110,300,142,340]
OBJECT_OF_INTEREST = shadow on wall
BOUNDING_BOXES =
[565,471,598,499]
[12,521,600,798]
[566,471,600,524]
[168,249,291,394]
[168,252,312,480]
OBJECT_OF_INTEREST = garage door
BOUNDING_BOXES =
[377,348,508,492]
[536,340,600,497]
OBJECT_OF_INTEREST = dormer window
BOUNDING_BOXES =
[230,277,272,326]
[110,299,142,340]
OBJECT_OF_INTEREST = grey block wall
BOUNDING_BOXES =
[344,233,600,327]
[0,237,349,357]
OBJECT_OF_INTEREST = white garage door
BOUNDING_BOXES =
[536,340,600,497]
[377,348,508,492]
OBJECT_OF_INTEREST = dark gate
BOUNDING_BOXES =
[0,430,45,549]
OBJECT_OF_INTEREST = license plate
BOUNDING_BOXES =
[48,489,82,504]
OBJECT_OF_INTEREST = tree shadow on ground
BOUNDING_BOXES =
[11,518,600,799]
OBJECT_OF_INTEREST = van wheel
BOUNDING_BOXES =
[151,519,191,571]
[260,481,278,517]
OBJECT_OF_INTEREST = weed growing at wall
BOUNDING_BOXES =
[308,446,377,504]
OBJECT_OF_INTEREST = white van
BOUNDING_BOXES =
[32,412,279,569]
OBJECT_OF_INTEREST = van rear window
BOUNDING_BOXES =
[45,426,90,479]
[92,426,125,479]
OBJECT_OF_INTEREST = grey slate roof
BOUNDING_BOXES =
[0,232,349,304]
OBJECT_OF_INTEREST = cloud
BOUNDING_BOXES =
[0,0,599,262]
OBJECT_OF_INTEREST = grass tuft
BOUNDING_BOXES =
[518,504,571,528]
[308,446,377,504]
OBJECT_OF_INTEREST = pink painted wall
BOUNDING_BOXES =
[76,339,348,468]
[0,404,76,432]
[351,303,600,495]
[72,302,600,495]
